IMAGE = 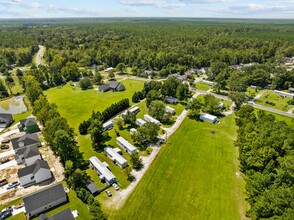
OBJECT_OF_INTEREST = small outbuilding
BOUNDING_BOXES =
[166,96,178,104]
[85,180,99,195]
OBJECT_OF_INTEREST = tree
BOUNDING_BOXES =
[79,119,91,135]
[187,98,202,117]
[89,119,106,151]
[137,122,160,144]
[116,63,126,74]
[176,83,189,100]
[162,76,180,97]
[146,90,162,107]
[79,77,92,90]
[131,154,143,170]
[61,61,80,82]
[108,70,115,79]
[67,168,89,190]
[229,92,247,110]
[203,94,221,115]
[149,100,166,121]
[93,72,103,85]
[117,118,124,130]
[23,75,42,105]
[123,111,136,126]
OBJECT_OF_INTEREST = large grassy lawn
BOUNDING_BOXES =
[196,81,211,91]
[44,80,144,130]
[255,90,294,112]
[109,114,248,220]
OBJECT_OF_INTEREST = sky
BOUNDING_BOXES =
[0,0,293,19]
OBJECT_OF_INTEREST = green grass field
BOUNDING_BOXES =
[255,90,294,112]
[253,109,294,127]
[44,80,144,130]
[196,81,211,91]
[109,114,248,220]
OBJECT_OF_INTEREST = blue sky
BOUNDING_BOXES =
[0,0,293,19]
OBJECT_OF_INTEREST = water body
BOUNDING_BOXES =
[0,96,27,115]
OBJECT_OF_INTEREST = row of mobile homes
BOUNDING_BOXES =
[144,114,161,126]
[89,156,116,185]
[116,137,138,155]
[274,90,294,98]
[102,120,115,131]
[200,113,218,124]
[104,147,128,168]
[136,118,147,127]
[165,106,176,115]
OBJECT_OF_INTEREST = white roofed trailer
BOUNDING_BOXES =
[104,147,128,168]
[165,106,176,115]
[136,118,147,127]
[116,136,138,155]
[102,120,115,131]
[144,114,161,126]
[200,113,218,124]
[89,156,116,185]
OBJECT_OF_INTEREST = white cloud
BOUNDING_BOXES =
[180,0,231,3]
[120,0,185,9]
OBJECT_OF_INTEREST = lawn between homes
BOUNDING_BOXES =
[109,114,248,220]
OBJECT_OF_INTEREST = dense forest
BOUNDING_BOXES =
[236,105,294,219]
[0,18,294,92]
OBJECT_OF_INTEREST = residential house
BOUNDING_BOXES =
[200,113,218,124]
[144,114,161,126]
[18,159,52,187]
[23,183,67,218]
[116,137,138,155]
[165,106,176,115]
[136,118,147,127]
[274,90,294,98]
[104,147,128,168]
[18,118,39,133]
[102,120,115,131]
[166,96,178,104]
[38,208,75,220]
[98,81,125,92]
[89,156,116,185]
[15,145,41,166]
[11,134,41,151]
[85,180,99,195]
[0,113,13,128]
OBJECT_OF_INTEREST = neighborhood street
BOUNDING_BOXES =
[35,45,45,66]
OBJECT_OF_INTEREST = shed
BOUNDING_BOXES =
[85,180,99,195]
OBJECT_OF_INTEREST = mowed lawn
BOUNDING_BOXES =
[44,80,144,130]
[110,114,247,220]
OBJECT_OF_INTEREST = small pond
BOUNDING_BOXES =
[0,96,27,115]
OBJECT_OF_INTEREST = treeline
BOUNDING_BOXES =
[23,75,106,219]
[235,105,294,219]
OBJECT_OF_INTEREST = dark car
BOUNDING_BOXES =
[1,139,10,144]
[105,189,112,197]
[0,210,12,219]
[1,158,10,164]
[6,181,19,190]
[0,145,9,150]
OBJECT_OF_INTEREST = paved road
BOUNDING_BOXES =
[0,150,14,159]
[36,45,45,66]
[0,160,17,171]
[195,89,294,118]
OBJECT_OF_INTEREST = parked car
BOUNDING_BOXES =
[1,158,10,164]
[105,189,112,197]
[1,139,10,144]
[0,210,12,219]
[14,203,24,209]
[1,207,12,213]
[113,183,119,191]
[0,145,9,150]
[6,181,19,190]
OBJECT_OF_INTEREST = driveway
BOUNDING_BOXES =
[0,160,17,171]
[12,206,25,216]
[0,150,15,159]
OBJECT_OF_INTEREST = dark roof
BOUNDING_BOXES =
[109,81,120,89]
[99,84,110,92]
[116,83,125,91]
[23,183,67,214]
[85,180,99,194]
[23,146,40,159]
[0,113,13,122]
[18,159,50,177]
[11,134,41,150]
[20,118,37,127]
[47,208,75,220]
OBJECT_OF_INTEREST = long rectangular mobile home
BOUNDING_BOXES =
[200,113,218,124]
[89,156,116,185]
[165,106,176,115]
[116,136,138,155]
[144,114,161,126]
[136,118,147,127]
[104,147,128,168]
[102,120,115,131]
[274,90,294,98]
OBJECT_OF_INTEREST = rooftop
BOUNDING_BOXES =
[89,156,116,182]
[104,147,128,165]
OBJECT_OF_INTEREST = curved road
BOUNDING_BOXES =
[35,45,45,66]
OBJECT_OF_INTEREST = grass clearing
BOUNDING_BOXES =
[253,109,294,127]
[44,80,144,130]
[255,90,294,111]
[196,81,211,91]
[109,114,248,220]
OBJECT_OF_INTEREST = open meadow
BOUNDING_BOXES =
[108,114,248,220]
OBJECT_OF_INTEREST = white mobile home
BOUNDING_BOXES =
[116,137,138,155]
[129,106,140,114]
[165,106,176,115]
[144,114,161,126]
[89,156,116,185]
[136,118,147,127]
[102,120,115,131]
[274,90,294,98]
[202,80,216,86]
[200,113,218,123]
[130,128,137,135]
[104,147,128,168]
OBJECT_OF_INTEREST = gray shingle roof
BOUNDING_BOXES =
[20,118,37,127]
[99,84,110,92]
[85,180,99,194]
[23,146,40,159]
[23,183,67,214]
[47,208,75,220]
[17,159,50,177]
[11,134,40,150]
[109,81,120,89]
[0,113,13,122]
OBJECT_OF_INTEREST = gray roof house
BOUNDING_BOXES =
[18,159,52,187]
[11,134,41,151]
[89,156,116,185]
[18,118,40,133]
[99,81,125,92]
[23,183,68,218]
[38,208,75,220]
[0,113,13,128]
[85,179,99,195]
[15,145,41,166]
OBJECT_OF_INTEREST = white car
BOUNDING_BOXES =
[113,183,119,191]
